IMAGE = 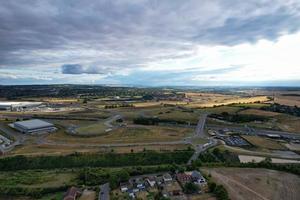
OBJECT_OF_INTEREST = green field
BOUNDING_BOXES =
[46,125,192,145]
[0,170,76,188]
[76,121,108,135]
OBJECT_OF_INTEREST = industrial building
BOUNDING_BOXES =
[12,119,57,134]
[0,101,43,111]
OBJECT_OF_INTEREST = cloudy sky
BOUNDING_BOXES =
[1,0,300,86]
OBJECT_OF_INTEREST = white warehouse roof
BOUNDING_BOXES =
[0,101,42,107]
[14,119,54,130]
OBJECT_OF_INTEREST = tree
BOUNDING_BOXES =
[208,182,216,192]
[118,170,130,183]
[183,182,199,194]
[214,185,229,200]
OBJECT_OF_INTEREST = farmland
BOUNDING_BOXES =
[202,168,300,200]
[242,135,286,150]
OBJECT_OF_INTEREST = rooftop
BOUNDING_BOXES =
[14,119,54,130]
[0,101,42,106]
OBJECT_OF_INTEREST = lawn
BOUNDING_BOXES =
[102,126,193,143]
[76,121,108,135]
[46,125,192,144]
[198,106,241,114]
[8,142,191,156]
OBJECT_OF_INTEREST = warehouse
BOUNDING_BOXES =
[0,101,43,111]
[12,119,57,134]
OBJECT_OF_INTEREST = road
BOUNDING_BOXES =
[195,114,207,137]
[188,114,218,165]
[104,115,122,128]
[187,138,218,165]
[0,122,25,153]
[207,124,300,140]
[99,183,110,200]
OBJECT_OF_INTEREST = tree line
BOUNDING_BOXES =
[0,150,194,171]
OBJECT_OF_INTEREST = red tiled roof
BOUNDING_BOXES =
[176,173,192,182]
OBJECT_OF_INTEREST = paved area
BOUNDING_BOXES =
[188,139,218,165]
[99,183,110,200]
[0,122,25,153]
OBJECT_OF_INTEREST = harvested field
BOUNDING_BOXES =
[242,135,286,150]
[202,168,300,200]
[187,96,269,108]
[238,109,280,117]
[285,142,300,151]
[274,114,300,133]
[133,101,187,108]
[274,96,300,107]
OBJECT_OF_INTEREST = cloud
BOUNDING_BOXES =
[62,64,105,74]
[0,0,300,85]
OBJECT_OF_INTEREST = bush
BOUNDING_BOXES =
[183,182,199,194]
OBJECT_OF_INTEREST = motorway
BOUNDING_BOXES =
[207,124,300,140]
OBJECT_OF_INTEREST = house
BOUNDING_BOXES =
[63,186,82,200]
[135,179,145,190]
[163,173,172,183]
[146,177,156,187]
[176,173,192,185]
[155,175,164,186]
[133,188,139,193]
[127,189,135,198]
[188,171,206,184]
[120,182,129,192]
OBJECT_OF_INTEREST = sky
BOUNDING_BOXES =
[0,0,300,86]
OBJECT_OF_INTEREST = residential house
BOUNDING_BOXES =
[146,177,156,187]
[63,186,82,200]
[189,171,206,184]
[163,173,172,183]
[176,173,192,185]
[120,182,130,193]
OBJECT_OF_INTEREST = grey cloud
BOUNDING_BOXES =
[0,0,300,74]
[62,64,108,74]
